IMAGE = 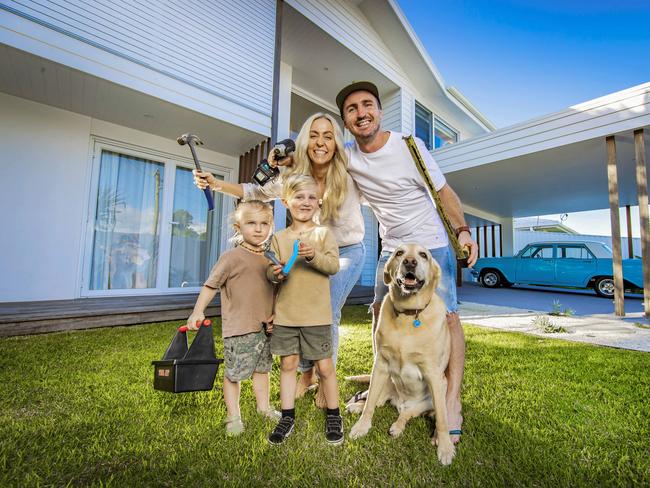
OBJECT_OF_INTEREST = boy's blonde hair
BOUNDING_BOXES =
[229,200,274,246]
[282,174,319,201]
[284,113,348,222]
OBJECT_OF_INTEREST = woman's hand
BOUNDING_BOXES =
[298,241,315,260]
[186,311,205,331]
[193,170,218,190]
[268,148,293,168]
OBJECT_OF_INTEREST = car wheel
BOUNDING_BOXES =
[481,270,501,288]
[594,277,615,298]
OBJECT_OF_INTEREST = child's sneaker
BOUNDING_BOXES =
[224,415,245,436]
[325,414,344,445]
[268,416,295,445]
[258,407,281,421]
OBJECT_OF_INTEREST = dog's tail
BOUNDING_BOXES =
[344,374,371,383]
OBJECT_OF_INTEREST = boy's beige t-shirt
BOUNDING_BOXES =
[268,226,340,327]
[204,247,273,338]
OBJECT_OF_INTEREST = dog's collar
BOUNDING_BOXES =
[393,302,430,328]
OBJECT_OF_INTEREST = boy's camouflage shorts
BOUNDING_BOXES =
[223,329,273,382]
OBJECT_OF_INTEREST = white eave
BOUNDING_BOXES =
[433,82,650,218]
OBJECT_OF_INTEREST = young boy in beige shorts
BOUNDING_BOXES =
[266,175,343,445]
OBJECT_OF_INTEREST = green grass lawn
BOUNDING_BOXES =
[1,305,649,487]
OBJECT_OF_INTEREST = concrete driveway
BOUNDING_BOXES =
[457,281,649,352]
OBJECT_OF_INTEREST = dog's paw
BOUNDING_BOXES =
[345,402,364,415]
[389,421,404,438]
[432,436,455,466]
[349,420,371,439]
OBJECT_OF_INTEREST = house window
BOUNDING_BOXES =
[87,144,226,294]
[434,117,458,148]
[89,151,164,290]
[415,102,433,150]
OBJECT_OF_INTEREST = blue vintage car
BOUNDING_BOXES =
[471,241,644,298]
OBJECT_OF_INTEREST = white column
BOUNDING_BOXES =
[273,61,292,231]
[499,218,515,256]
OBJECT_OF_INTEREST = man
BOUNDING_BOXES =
[336,81,479,444]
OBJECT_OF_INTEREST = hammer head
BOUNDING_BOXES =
[177,133,203,146]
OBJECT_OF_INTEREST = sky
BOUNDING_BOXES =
[398,0,650,237]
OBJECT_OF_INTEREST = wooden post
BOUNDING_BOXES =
[475,226,480,256]
[606,136,625,316]
[483,226,488,258]
[491,225,496,257]
[626,205,634,258]
[634,129,650,319]
[499,224,503,256]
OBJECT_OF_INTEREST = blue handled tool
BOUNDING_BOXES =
[282,240,300,275]
[264,239,300,276]
[177,133,215,211]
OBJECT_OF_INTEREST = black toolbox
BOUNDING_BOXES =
[152,319,222,393]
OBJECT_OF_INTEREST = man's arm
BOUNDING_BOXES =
[438,184,479,267]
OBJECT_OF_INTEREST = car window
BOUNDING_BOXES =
[519,246,535,258]
[558,245,594,259]
[531,246,554,258]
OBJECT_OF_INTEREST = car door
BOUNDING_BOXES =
[515,244,555,284]
[555,244,597,286]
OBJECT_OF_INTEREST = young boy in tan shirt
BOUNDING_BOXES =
[267,175,343,445]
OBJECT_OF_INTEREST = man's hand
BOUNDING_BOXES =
[298,241,315,260]
[458,231,478,267]
[186,312,205,331]
[193,170,218,191]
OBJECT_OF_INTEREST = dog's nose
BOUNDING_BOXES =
[403,258,417,270]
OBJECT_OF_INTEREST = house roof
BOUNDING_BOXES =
[434,82,650,218]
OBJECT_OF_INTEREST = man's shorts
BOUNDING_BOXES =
[223,329,273,382]
[373,245,458,313]
[270,325,332,361]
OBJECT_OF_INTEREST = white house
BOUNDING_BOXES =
[0,0,493,307]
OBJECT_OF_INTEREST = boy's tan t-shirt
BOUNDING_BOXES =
[268,226,340,327]
[204,247,273,338]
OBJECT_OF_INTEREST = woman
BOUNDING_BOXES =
[193,113,365,405]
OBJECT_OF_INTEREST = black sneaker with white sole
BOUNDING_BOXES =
[268,416,295,445]
[325,414,344,445]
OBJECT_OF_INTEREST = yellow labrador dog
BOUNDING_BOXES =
[348,243,455,465]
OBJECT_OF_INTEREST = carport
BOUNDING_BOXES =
[434,83,650,318]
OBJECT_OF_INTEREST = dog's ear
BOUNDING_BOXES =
[383,252,398,285]
[428,255,441,290]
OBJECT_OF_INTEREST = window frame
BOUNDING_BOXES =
[434,116,459,149]
[414,101,433,150]
[80,137,235,297]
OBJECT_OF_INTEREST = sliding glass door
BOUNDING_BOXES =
[168,167,223,288]
[86,143,228,295]
[89,150,163,290]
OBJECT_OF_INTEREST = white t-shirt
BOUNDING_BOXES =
[346,131,448,252]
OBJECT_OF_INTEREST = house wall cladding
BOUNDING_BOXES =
[287,0,408,87]
[2,0,276,116]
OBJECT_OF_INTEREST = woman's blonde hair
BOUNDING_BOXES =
[284,113,348,222]
[229,200,274,246]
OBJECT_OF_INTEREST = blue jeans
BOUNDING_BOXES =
[299,242,366,372]
[373,245,458,313]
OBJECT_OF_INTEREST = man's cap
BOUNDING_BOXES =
[335,81,381,117]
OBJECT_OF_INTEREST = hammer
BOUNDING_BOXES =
[177,133,214,211]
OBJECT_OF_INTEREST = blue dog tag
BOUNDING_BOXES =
[413,319,421,327]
